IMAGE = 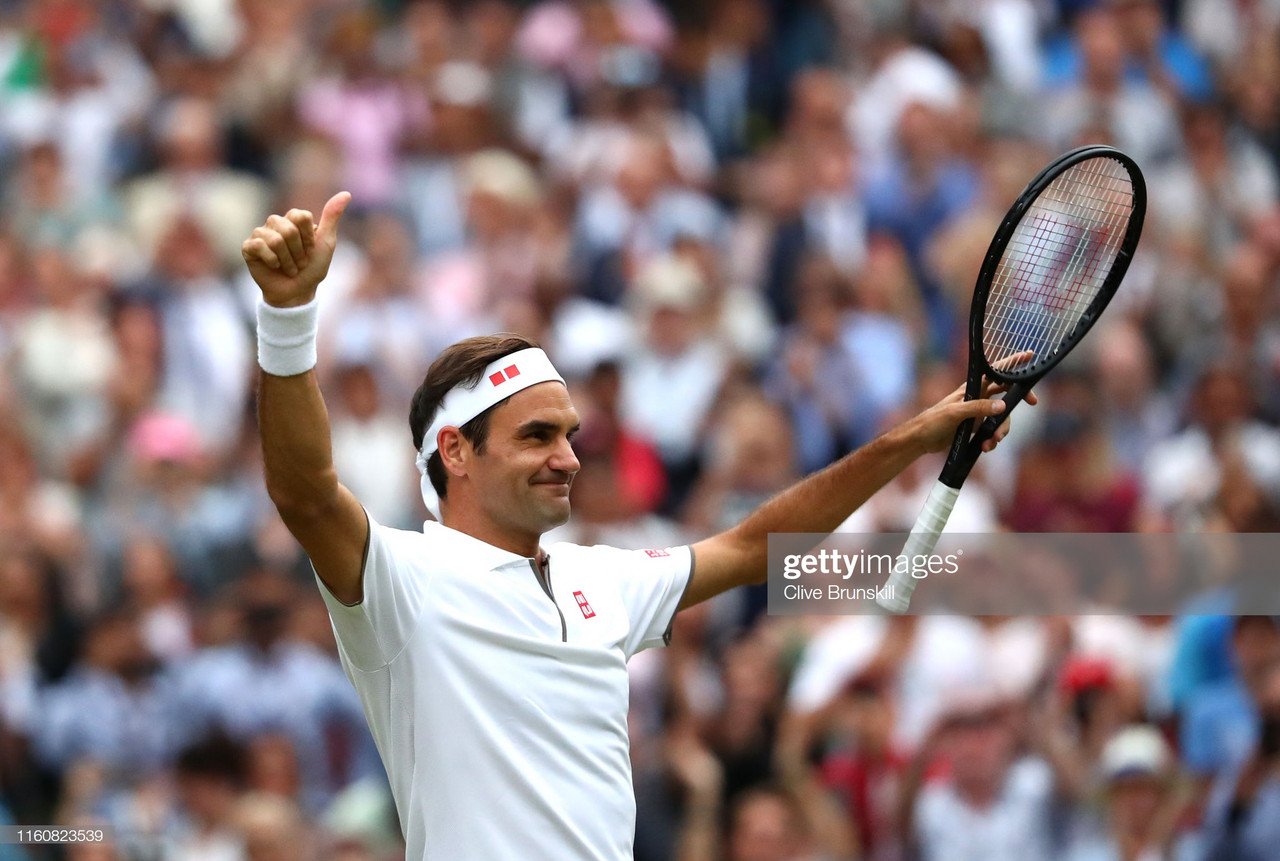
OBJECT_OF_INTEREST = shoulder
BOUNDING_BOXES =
[370,519,465,564]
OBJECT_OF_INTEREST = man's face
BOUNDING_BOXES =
[462,382,581,539]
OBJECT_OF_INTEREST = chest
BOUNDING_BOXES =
[424,560,632,653]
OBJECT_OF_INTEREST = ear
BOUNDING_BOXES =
[436,427,470,478]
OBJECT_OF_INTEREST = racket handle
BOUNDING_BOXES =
[875,481,959,614]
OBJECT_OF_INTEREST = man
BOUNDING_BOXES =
[1201,659,1280,860]
[241,192,1020,860]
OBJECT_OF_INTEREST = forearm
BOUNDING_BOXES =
[258,369,341,514]
[727,423,923,573]
[685,383,1006,608]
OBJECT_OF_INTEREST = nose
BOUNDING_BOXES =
[549,435,580,476]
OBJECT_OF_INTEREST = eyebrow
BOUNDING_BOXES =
[515,420,581,437]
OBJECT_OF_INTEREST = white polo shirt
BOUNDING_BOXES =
[316,514,693,860]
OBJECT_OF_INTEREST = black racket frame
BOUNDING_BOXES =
[939,144,1147,489]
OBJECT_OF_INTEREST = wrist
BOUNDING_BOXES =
[262,292,317,309]
[887,419,930,461]
[257,298,319,376]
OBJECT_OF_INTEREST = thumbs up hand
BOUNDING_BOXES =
[241,191,352,308]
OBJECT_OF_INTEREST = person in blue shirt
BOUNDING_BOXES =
[1043,0,1213,102]
[1202,658,1280,860]
[1181,616,1280,781]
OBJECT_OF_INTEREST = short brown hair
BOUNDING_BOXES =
[409,334,540,503]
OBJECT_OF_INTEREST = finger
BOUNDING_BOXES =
[241,236,281,270]
[1025,389,1038,406]
[316,191,353,246]
[286,208,316,254]
[263,229,298,276]
[269,214,306,269]
[984,419,1013,452]
[991,350,1035,372]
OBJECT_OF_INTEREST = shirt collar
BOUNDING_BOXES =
[423,520,542,571]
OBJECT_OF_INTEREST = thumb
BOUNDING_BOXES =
[316,191,352,246]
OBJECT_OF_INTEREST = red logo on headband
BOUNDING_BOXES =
[488,365,522,387]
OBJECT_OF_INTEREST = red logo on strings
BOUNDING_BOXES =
[489,364,520,386]
[573,591,595,619]
[644,549,670,558]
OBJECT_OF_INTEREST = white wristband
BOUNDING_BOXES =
[257,299,319,376]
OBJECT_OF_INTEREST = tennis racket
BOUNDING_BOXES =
[876,145,1146,613]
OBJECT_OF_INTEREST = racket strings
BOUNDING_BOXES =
[983,157,1134,373]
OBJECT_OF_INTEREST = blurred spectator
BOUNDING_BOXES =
[1151,106,1278,259]
[686,391,797,535]
[122,97,270,268]
[12,245,115,478]
[1183,0,1280,71]
[813,672,909,861]
[1144,363,1280,528]
[864,101,979,346]
[575,131,722,304]
[1005,398,1141,532]
[321,211,442,402]
[1093,322,1177,474]
[168,571,371,811]
[1045,0,1213,102]
[414,149,550,332]
[5,140,121,250]
[31,609,173,781]
[119,537,193,663]
[165,733,247,861]
[620,254,730,509]
[766,260,876,471]
[906,685,1061,861]
[1062,724,1183,861]
[675,0,780,162]
[0,9,156,198]
[1181,616,1280,780]
[132,217,252,456]
[329,361,418,529]
[573,359,668,513]
[1039,5,1181,166]
[297,10,427,207]
[89,411,256,595]
[1201,659,1280,860]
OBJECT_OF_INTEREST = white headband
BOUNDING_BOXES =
[415,347,566,521]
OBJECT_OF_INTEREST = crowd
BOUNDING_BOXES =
[1,0,1280,858]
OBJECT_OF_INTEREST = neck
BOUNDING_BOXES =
[442,505,543,558]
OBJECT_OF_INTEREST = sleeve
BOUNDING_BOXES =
[611,545,694,658]
[314,511,430,672]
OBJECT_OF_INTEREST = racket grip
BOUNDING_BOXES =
[875,481,960,614]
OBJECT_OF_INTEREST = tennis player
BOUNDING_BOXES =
[243,193,1019,860]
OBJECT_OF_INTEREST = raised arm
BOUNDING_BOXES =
[245,192,368,604]
[684,380,1033,609]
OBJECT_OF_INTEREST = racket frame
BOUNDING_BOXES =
[939,145,1147,489]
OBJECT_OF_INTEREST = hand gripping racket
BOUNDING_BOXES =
[876,145,1146,613]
